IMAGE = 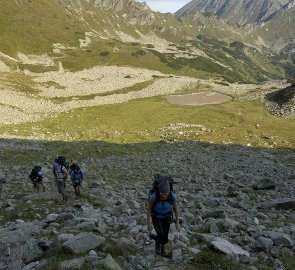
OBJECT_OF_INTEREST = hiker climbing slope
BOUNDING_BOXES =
[53,156,69,201]
[70,164,84,197]
[29,165,45,193]
[147,174,180,257]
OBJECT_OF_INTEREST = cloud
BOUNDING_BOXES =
[136,0,191,13]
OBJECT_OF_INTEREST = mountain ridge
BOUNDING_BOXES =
[1,0,294,83]
[175,0,295,56]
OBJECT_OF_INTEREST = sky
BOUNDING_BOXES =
[136,0,192,13]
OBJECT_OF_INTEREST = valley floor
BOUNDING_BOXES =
[0,67,288,125]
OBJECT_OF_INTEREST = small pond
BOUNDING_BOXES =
[165,92,232,106]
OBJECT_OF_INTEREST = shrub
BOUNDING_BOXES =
[100,51,110,57]
[131,50,146,57]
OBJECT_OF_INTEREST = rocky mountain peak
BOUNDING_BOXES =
[94,0,155,24]
[175,0,291,25]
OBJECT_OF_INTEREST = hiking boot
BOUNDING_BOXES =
[161,245,168,257]
[155,241,161,255]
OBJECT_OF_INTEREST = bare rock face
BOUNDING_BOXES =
[175,0,290,25]
[94,0,155,25]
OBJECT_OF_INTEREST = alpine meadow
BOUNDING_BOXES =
[0,1,295,270]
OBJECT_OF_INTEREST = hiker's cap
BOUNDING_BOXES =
[158,180,170,194]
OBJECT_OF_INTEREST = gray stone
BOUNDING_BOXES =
[58,234,74,243]
[93,254,122,270]
[75,221,96,231]
[255,237,274,251]
[88,250,98,256]
[203,210,226,219]
[21,261,40,270]
[115,237,137,255]
[271,199,295,210]
[0,223,41,246]
[252,178,276,190]
[172,248,183,263]
[22,239,44,264]
[211,237,250,258]
[61,258,85,270]
[63,233,105,254]
[56,213,76,224]
[127,200,140,210]
[222,218,240,230]
[0,172,6,181]
[46,214,58,223]
[267,231,294,247]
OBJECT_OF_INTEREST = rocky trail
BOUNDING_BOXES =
[0,141,295,269]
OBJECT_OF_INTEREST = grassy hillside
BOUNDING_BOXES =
[0,0,290,83]
[0,97,294,149]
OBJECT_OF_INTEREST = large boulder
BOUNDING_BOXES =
[63,233,105,254]
[271,199,295,210]
[266,231,294,247]
[211,237,250,259]
[252,178,276,190]
[255,236,274,251]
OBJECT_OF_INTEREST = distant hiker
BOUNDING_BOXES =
[29,165,45,193]
[53,156,68,201]
[147,172,180,257]
[70,164,84,197]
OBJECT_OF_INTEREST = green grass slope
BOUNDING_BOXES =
[0,0,290,83]
[0,97,294,148]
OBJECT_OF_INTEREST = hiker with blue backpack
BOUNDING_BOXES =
[147,172,180,257]
[70,164,84,198]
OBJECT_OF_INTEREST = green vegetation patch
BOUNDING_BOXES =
[0,97,294,149]
[50,79,155,103]
[189,249,245,270]
[0,200,58,225]
[0,72,40,94]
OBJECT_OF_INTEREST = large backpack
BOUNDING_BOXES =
[149,172,175,221]
[55,156,69,171]
[150,172,174,194]
[29,166,42,181]
[69,163,78,173]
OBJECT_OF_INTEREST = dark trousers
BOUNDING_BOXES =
[152,215,171,245]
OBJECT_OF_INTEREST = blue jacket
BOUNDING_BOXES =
[70,170,84,183]
[149,192,176,218]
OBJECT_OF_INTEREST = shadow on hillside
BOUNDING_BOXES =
[265,84,295,104]
[0,137,294,169]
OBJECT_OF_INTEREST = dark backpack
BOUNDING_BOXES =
[55,156,69,171]
[69,163,78,173]
[29,166,42,181]
[150,172,174,194]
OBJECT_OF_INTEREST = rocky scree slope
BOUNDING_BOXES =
[0,141,295,269]
[264,84,295,119]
